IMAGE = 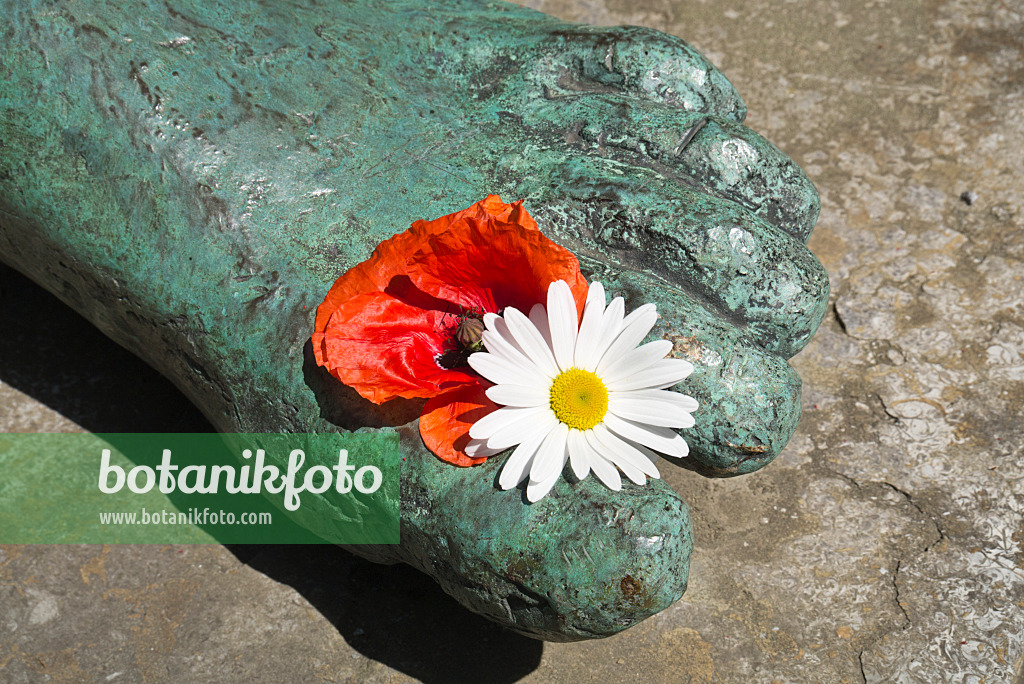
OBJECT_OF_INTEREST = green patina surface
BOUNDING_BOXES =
[0,0,827,640]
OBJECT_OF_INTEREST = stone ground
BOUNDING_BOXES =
[2,0,1023,681]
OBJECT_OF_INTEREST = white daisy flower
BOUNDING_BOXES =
[465,279,698,502]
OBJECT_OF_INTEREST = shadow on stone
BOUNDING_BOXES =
[668,451,772,478]
[0,263,214,433]
[0,263,544,678]
[227,544,543,683]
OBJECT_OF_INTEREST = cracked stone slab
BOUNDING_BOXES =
[2,0,1024,681]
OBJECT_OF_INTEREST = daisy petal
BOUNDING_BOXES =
[595,305,659,376]
[621,301,657,327]
[601,340,674,386]
[488,315,542,372]
[608,392,696,428]
[468,351,544,387]
[621,436,662,463]
[604,358,695,392]
[585,297,624,368]
[485,383,549,407]
[547,280,578,371]
[603,413,690,458]
[527,468,563,502]
[582,431,622,491]
[529,421,570,483]
[463,437,504,457]
[499,428,549,490]
[567,428,591,480]
[504,306,560,378]
[469,406,540,441]
[630,388,699,413]
[573,281,606,369]
[591,423,661,479]
[610,454,646,485]
[528,302,553,352]
[481,329,530,367]
[487,408,557,450]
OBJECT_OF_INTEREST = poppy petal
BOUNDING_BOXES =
[406,214,588,320]
[312,196,590,466]
[312,195,536,367]
[420,382,501,466]
[320,291,474,403]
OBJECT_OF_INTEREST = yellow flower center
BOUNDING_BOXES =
[549,367,609,431]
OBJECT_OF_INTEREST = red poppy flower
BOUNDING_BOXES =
[312,196,588,466]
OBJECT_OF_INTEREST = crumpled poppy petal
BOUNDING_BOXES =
[312,195,535,368]
[321,291,476,403]
[312,231,445,369]
[407,216,588,319]
[312,196,584,466]
[413,194,539,236]
[420,381,499,466]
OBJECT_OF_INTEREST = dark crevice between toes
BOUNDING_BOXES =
[555,109,819,243]
[549,198,773,355]
[540,24,746,120]
[528,181,826,359]
[676,119,822,243]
